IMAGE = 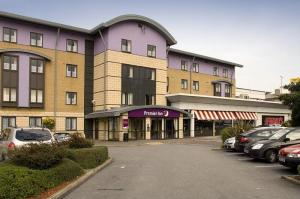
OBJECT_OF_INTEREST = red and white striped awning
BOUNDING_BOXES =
[194,110,257,121]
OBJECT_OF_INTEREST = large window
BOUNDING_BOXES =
[3,88,16,102]
[193,81,199,91]
[214,83,221,96]
[3,27,17,43]
[66,39,78,52]
[65,118,77,131]
[213,67,219,76]
[181,79,188,89]
[30,32,43,47]
[225,84,231,97]
[30,59,44,73]
[192,63,199,73]
[181,60,188,71]
[121,39,131,53]
[147,45,156,58]
[122,92,133,105]
[2,117,16,129]
[146,69,155,80]
[66,64,77,78]
[30,89,43,103]
[29,117,42,127]
[66,92,77,105]
[3,55,17,71]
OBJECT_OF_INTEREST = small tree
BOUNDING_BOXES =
[279,81,300,127]
[42,117,55,131]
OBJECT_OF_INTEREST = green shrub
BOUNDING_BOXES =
[0,159,83,199]
[67,146,108,169]
[8,143,66,169]
[42,117,55,131]
[221,122,254,142]
[68,133,93,149]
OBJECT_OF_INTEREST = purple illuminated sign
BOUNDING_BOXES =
[128,108,180,118]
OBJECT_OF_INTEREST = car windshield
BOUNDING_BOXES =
[269,129,291,140]
[16,129,52,141]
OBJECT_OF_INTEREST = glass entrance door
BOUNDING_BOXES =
[151,119,162,140]
[165,118,179,139]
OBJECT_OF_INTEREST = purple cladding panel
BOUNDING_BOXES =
[103,21,167,59]
[128,108,180,118]
[168,52,235,79]
[0,17,88,54]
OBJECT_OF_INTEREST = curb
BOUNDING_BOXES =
[281,175,300,186]
[48,158,113,199]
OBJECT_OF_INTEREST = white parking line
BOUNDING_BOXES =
[255,165,282,168]
[238,158,253,161]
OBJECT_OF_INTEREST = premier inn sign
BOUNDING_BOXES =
[128,108,180,118]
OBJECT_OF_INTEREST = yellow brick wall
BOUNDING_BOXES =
[167,68,236,97]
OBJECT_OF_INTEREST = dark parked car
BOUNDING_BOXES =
[234,127,283,152]
[245,128,300,163]
[279,144,300,169]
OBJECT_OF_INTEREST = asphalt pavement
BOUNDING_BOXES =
[65,142,300,199]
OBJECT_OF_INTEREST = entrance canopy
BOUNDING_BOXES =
[85,105,191,119]
[194,110,257,121]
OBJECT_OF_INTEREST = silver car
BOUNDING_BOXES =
[0,127,54,161]
[224,137,236,150]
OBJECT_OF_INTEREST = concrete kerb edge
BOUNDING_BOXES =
[281,175,300,186]
[48,157,113,199]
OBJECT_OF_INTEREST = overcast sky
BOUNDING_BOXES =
[1,0,299,92]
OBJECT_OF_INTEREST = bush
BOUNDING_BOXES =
[67,146,108,169]
[8,143,66,169]
[42,117,55,131]
[0,159,83,199]
[68,133,93,149]
[221,122,254,142]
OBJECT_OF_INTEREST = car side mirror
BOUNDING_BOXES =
[283,138,290,142]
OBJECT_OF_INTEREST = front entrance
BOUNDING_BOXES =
[151,118,162,139]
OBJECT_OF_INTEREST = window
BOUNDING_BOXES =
[66,92,77,105]
[65,118,77,131]
[147,45,156,58]
[286,130,300,141]
[223,68,228,78]
[121,92,133,105]
[66,64,77,77]
[225,84,231,97]
[145,94,155,105]
[167,77,169,92]
[66,39,78,52]
[2,117,16,129]
[193,81,199,91]
[30,89,43,103]
[128,66,133,78]
[146,69,155,80]
[3,55,17,71]
[29,117,42,127]
[30,59,44,73]
[121,39,131,53]
[181,79,188,89]
[3,27,17,43]
[30,32,43,47]
[213,67,219,76]
[181,60,188,71]
[214,83,221,96]
[3,88,16,102]
[192,63,199,73]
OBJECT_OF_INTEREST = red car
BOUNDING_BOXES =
[279,144,300,169]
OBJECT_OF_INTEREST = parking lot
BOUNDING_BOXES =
[65,141,300,199]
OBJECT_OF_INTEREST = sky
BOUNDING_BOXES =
[1,0,299,92]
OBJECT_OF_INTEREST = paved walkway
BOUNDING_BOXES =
[65,142,300,199]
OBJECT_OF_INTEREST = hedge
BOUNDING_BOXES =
[67,146,108,169]
[0,159,84,199]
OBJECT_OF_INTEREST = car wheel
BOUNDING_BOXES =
[265,150,277,163]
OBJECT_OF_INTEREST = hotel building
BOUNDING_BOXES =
[0,11,291,141]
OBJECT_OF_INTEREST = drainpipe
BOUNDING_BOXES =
[54,28,60,131]
[190,56,195,94]
[98,29,107,109]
